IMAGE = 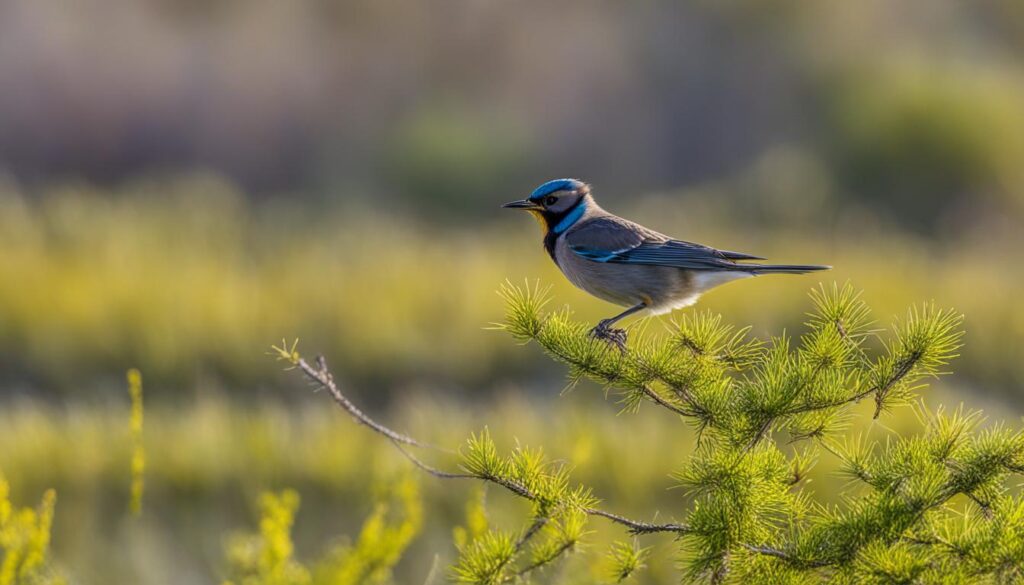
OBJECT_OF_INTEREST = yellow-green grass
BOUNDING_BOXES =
[0,383,997,585]
[1,175,1022,399]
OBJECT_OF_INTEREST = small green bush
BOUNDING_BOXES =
[0,475,62,585]
[223,475,422,585]
[278,282,1024,583]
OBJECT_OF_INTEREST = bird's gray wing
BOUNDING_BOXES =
[567,218,760,271]
[564,217,647,258]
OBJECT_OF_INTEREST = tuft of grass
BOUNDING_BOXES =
[127,368,145,516]
[0,475,61,585]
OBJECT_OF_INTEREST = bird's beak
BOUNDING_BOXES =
[502,199,542,210]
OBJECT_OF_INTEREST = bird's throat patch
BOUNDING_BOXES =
[527,209,547,230]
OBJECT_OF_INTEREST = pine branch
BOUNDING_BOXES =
[741,544,830,569]
[605,540,651,582]
[582,508,689,535]
[511,540,575,580]
[275,341,691,538]
[270,282,1024,583]
[275,345,698,582]
[513,515,549,553]
[639,384,697,417]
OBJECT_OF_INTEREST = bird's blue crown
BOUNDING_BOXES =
[529,178,584,201]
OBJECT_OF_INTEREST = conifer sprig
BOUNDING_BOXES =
[606,540,650,582]
[275,343,689,582]
[276,282,1024,583]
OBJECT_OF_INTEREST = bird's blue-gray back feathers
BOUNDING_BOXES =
[566,216,827,275]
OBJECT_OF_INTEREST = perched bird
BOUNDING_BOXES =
[503,179,830,348]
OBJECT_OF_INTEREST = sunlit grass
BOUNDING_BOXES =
[0,385,980,585]
[0,395,699,584]
[1,173,1022,580]
[0,175,1022,397]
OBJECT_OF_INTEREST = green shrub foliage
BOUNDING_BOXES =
[0,476,62,585]
[277,282,1024,583]
[224,476,422,585]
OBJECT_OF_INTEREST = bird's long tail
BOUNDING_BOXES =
[747,264,831,275]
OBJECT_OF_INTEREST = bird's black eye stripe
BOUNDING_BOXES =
[545,195,558,206]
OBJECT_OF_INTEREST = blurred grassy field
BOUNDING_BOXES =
[0,175,1022,582]
[2,1,1024,581]
[1,173,1023,401]
[0,384,987,585]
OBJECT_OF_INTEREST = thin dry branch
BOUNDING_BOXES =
[281,346,1020,574]
[296,355,423,446]
[288,352,691,537]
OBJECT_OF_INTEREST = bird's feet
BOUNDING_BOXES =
[588,320,628,352]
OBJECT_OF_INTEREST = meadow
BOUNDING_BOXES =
[1,175,1023,583]
[1,377,985,584]
[3,0,1024,581]
[1,174,1023,399]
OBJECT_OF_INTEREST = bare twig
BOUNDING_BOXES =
[391,440,476,480]
[287,352,691,536]
[296,355,423,446]
[282,345,1023,576]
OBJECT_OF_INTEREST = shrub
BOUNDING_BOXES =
[275,282,1024,583]
[0,476,62,585]
[223,476,422,585]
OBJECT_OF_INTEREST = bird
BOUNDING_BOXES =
[503,178,830,349]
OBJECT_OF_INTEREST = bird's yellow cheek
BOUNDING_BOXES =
[527,209,547,231]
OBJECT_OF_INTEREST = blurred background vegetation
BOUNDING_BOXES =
[1,0,1023,583]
